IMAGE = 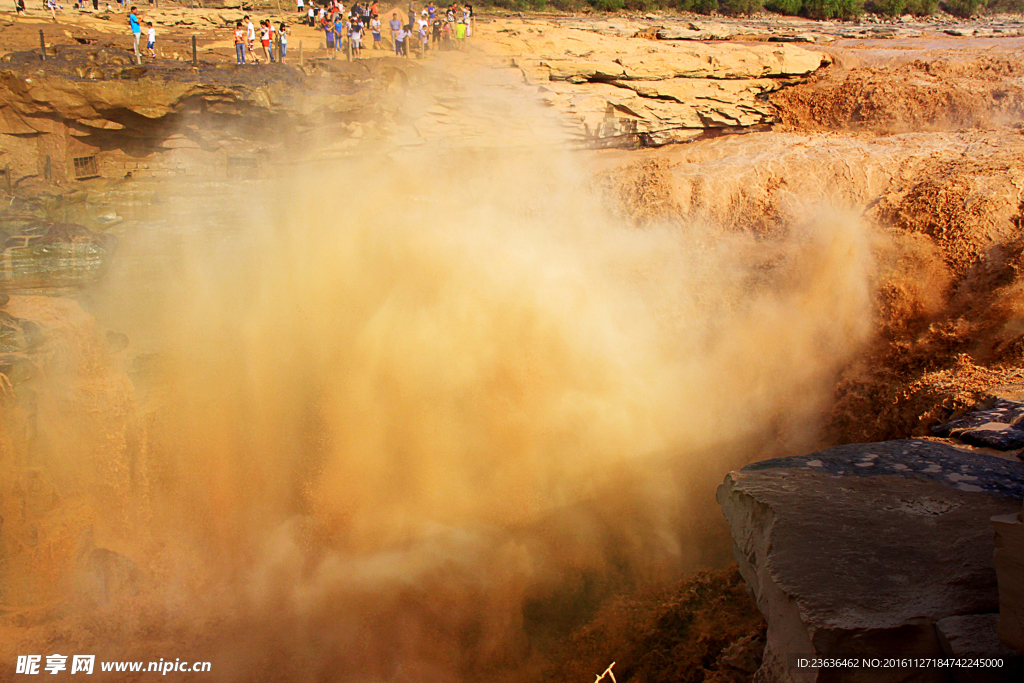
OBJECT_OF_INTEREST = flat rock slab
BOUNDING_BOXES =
[718,439,1024,682]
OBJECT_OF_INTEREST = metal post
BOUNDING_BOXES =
[192,35,197,66]
[39,30,46,61]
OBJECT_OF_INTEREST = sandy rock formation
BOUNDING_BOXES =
[479,20,828,145]
[0,46,410,183]
[0,47,382,137]
[718,440,1024,682]
[656,21,768,41]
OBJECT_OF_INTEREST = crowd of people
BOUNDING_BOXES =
[233,14,289,65]
[27,0,473,66]
[302,1,473,59]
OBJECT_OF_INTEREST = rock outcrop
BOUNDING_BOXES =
[479,20,828,146]
[994,508,1024,653]
[717,439,1024,682]
[0,47,388,139]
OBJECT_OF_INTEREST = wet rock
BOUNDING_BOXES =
[0,222,116,290]
[932,399,1024,451]
[717,439,1024,682]
[769,34,818,43]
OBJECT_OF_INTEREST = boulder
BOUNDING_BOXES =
[718,439,1024,682]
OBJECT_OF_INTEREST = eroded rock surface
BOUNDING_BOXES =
[717,439,1024,682]
[479,20,828,145]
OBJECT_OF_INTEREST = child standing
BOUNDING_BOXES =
[146,21,155,58]
[370,15,381,49]
[396,24,408,57]
[454,18,465,48]
[260,20,272,63]
[349,16,362,58]
[441,19,451,50]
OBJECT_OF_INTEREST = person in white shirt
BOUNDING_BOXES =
[245,15,257,63]
[370,16,381,49]
[296,0,303,15]
[146,21,156,58]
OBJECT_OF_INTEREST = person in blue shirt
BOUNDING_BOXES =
[388,12,400,54]
[128,6,141,58]
[322,14,335,58]
[333,16,346,56]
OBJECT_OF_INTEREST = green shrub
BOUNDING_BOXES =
[675,0,720,11]
[903,0,937,12]
[719,0,764,13]
[982,0,1024,11]
[593,0,625,10]
[943,0,980,14]
[866,0,905,14]
[764,0,802,13]
[802,0,863,17]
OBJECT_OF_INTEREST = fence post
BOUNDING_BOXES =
[192,35,197,66]
[44,155,51,182]
[39,29,46,61]
[5,164,11,196]
[346,33,351,61]
[299,40,303,66]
